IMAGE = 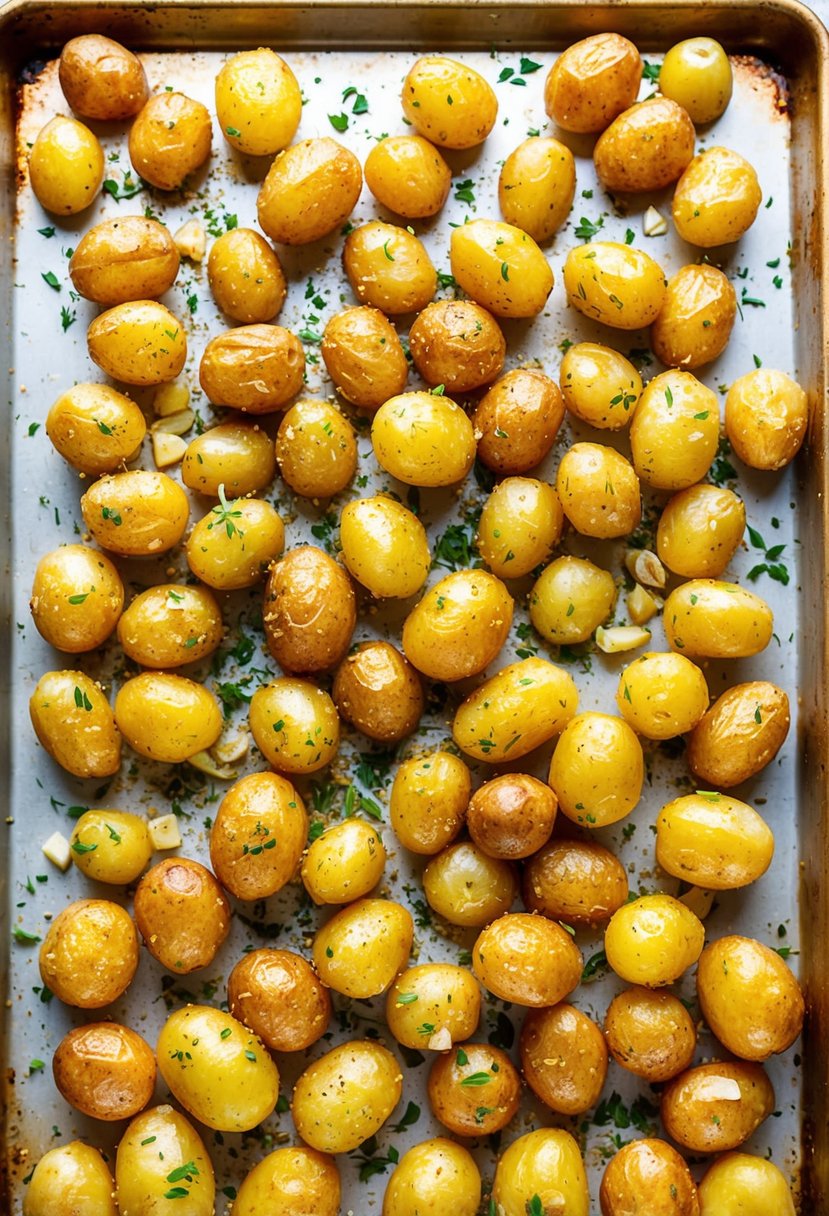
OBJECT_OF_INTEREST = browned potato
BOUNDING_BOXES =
[473,368,565,474]
[129,92,212,190]
[199,324,305,413]
[333,641,423,743]
[209,771,307,901]
[46,382,146,476]
[661,1061,775,1153]
[604,987,697,1082]
[133,858,230,975]
[520,1005,608,1115]
[321,306,408,411]
[544,33,642,133]
[428,1043,520,1136]
[343,221,436,315]
[409,300,505,392]
[59,34,149,120]
[69,216,179,306]
[402,569,513,683]
[600,1139,700,1216]
[257,137,362,245]
[364,133,452,218]
[523,838,628,926]
[227,948,331,1052]
[697,936,805,1061]
[423,842,518,927]
[594,97,696,193]
[39,899,138,1009]
[473,912,582,1007]
[53,1023,155,1121]
[88,301,187,386]
[651,264,737,370]
[390,752,471,856]
[207,228,286,323]
[263,545,356,673]
[467,774,556,860]
[687,680,790,788]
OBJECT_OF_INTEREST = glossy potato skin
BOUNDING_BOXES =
[371,391,476,487]
[29,116,104,215]
[556,442,641,538]
[39,899,138,1008]
[492,1128,589,1216]
[651,264,737,370]
[725,368,808,470]
[248,678,340,774]
[453,656,578,762]
[687,680,790,787]
[549,711,643,827]
[386,963,481,1050]
[423,841,517,927]
[560,342,642,430]
[409,300,505,392]
[473,912,582,1006]
[321,306,408,410]
[630,369,720,490]
[46,382,146,476]
[312,898,413,998]
[275,399,357,498]
[208,227,286,323]
[70,216,179,306]
[697,936,805,1061]
[53,1022,156,1121]
[81,470,189,556]
[263,546,356,672]
[134,858,230,974]
[604,987,697,1082]
[301,817,386,905]
[530,555,617,646]
[467,773,557,860]
[544,32,641,133]
[564,241,667,330]
[257,137,362,244]
[232,1147,341,1216]
[401,56,497,148]
[673,146,762,246]
[600,1139,700,1216]
[594,97,696,192]
[656,484,746,578]
[117,584,223,668]
[343,221,437,315]
[450,218,554,318]
[661,1061,775,1153]
[291,1040,402,1153]
[186,498,285,590]
[663,579,773,659]
[499,137,576,242]
[382,1139,481,1216]
[473,368,565,474]
[659,37,733,124]
[31,544,124,653]
[59,34,149,120]
[365,134,452,218]
[24,1142,117,1216]
[520,1004,608,1115]
[402,569,514,682]
[228,949,332,1053]
[70,809,153,885]
[182,422,277,497]
[340,496,431,599]
[390,751,470,855]
[210,771,308,900]
[698,1154,795,1216]
[129,91,212,190]
[604,894,705,987]
[616,651,709,740]
[477,477,563,578]
[215,47,301,156]
[116,1105,215,1216]
[428,1043,520,1136]
[523,838,629,925]
[29,669,121,779]
[199,324,305,413]
[88,300,187,385]
[114,672,222,762]
[656,792,774,890]
[333,641,424,743]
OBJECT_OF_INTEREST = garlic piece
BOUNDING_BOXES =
[212,732,250,766]
[679,886,715,920]
[643,205,668,237]
[625,548,667,590]
[595,625,651,654]
[188,749,238,780]
[152,408,195,437]
[627,583,662,625]
[154,382,191,417]
[427,1027,453,1052]
[42,831,71,871]
[152,431,187,469]
[174,218,206,261]
[148,814,182,851]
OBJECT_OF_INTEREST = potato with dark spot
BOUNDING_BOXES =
[428,1043,520,1136]
[523,838,629,925]
[687,680,790,787]
[333,640,424,743]
[473,368,565,474]
[604,987,697,1082]
[134,858,230,974]
[466,773,556,860]
[263,546,356,673]
[520,1005,607,1115]
[409,300,505,392]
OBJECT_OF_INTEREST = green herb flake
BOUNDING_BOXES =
[41,271,60,291]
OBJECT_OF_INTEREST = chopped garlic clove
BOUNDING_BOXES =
[148,814,182,851]
[152,431,188,469]
[625,548,667,589]
[188,749,238,780]
[595,625,651,654]
[174,218,206,261]
[643,205,668,237]
[211,732,250,766]
[628,583,662,625]
[154,382,191,418]
[694,1076,743,1102]
[679,886,715,920]
[152,408,195,437]
[42,831,71,871]
[427,1027,453,1052]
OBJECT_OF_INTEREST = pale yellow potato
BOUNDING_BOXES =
[215,47,301,155]
[116,1105,214,1216]
[600,1140,700,1216]
[182,423,276,496]
[186,497,285,590]
[660,37,733,124]
[199,324,305,413]
[275,399,356,498]
[604,987,697,1083]
[687,680,790,787]
[453,656,578,762]
[656,483,746,578]
[210,770,307,901]
[312,898,413,998]
[529,555,616,646]
[343,221,436,314]
[401,55,497,148]
[29,669,121,779]
[70,216,179,306]
[29,115,104,214]
[657,792,774,890]
[477,478,563,578]
[697,935,805,1061]
[661,1061,774,1153]
[321,306,408,410]
[301,817,385,905]
[473,912,582,1006]
[492,1128,589,1216]
[617,651,709,739]
[207,227,286,323]
[248,678,340,774]
[333,641,424,743]
[473,368,565,474]
[467,773,557,860]
[46,381,147,476]
[663,579,773,659]
[157,1005,279,1132]
[594,96,696,192]
[408,299,505,392]
[383,1140,481,1216]
[115,672,221,763]
[450,218,554,318]
[386,963,481,1049]
[698,1154,795,1216]
[560,342,642,429]
[423,841,517,926]
[521,1005,607,1115]
[129,92,212,190]
[544,32,641,133]
[117,584,222,668]
[428,1043,520,1136]
[81,470,189,556]
[365,134,452,218]
[651,263,737,370]
[390,751,470,855]
[564,241,667,329]
[291,1040,402,1153]
[263,546,356,672]
[371,391,476,486]
[24,1142,117,1216]
[88,300,187,385]
[549,711,643,827]
[53,1022,155,1122]
[630,369,720,489]
[70,809,152,885]
[232,1147,341,1216]
[498,137,576,242]
[402,568,513,682]
[673,146,762,246]
[227,949,331,1052]
[340,495,431,599]
[725,368,808,470]
[39,898,138,1008]
[134,857,230,974]
[523,838,629,925]
[605,893,705,987]
[257,137,362,244]
[30,544,124,653]
[59,34,148,120]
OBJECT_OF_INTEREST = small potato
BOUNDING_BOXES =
[186,496,285,590]
[116,1105,214,1216]
[656,792,774,889]
[59,34,148,120]
[343,221,436,315]
[29,669,121,779]
[498,137,576,242]
[70,809,152,885]
[630,369,720,490]
[473,912,582,1007]
[473,368,565,474]
[673,146,762,247]
[292,1040,402,1153]
[383,1140,480,1216]
[365,134,451,218]
[544,33,641,133]
[600,1139,700,1216]
[687,680,790,787]
[725,368,809,470]
[428,1043,520,1136]
[28,115,104,215]
[402,56,497,148]
[115,672,222,762]
[207,228,286,323]
[594,97,695,193]
[657,484,746,578]
[492,1128,589,1216]
[390,751,470,855]
[409,300,505,392]
[523,838,629,925]
[129,92,212,190]
[564,241,667,330]
[233,1147,341,1216]
[88,300,187,385]
[453,656,578,762]
[263,546,356,672]
[340,496,430,598]
[529,556,617,645]
[386,963,481,1050]
[182,422,276,497]
[39,898,138,1008]
[697,935,805,1061]
[210,770,307,901]
[604,893,705,987]
[301,817,385,904]
[30,544,124,653]
[312,898,413,998]
[617,651,709,739]
[134,858,230,973]
[228,948,331,1052]
[604,987,697,1082]
[333,641,423,743]
[117,584,222,668]
[275,399,356,497]
[467,773,556,860]
[371,391,476,487]
[663,579,773,659]
[81,470,189,556]
[53,1022,155,1121]
[257,137,362,245]
[560,342,642,429]
[698,1154,795,1216]
[423,841,517,926]
[661,1061,775,1153]
[402,569,513,682]
[70,216,179,306]
[660,37,733,124]
[477,478,562,579]
[46,381,146,476]
[450,218,554,318]
[321,306,408,410]
[157,1005,279,1132]
[199,324,305,413]
[248,678,339,774]
[23,1142,117,1216]
[215,47,301,155]
[549,712,644,828]
[520,1005,608,1115]
[651,263,737,370]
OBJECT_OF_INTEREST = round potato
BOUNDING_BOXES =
[473,368,565,474]
[673,146,763,246]
[656,792,774,889]
[187,496,285,590]
[473,912,582,1007]
[210,770,307,901]
[549,711,644,827]
[28,115,104,214]
[544,32,641,133]
[652,263,737,370]
[600,1139,700,1216]
[301,817,385,905]
[390,751,470,855]
[687,680,790,787]
[39,898,138,1008]
[292,1040,402,1153]
[228,948,331,1052]
[116,1105,214,1216]
[134,858,230,973]
[115,672,222,762]
[46,381,146,476]
[616,650,709,739]
[386,964,481,1050]
[117,584,222,668]
[81,469,189,556]
[233,1147,341,1216]
[630,369,720,489]
[199,324,305,413]
[129,91,212,190]
[257,137,362,245]
[557,442,641,537]
[215,47,301,156]
[423,841,517,926]
[663,579,773,659]
[70,809,152,885]
[371,390,476,486]
[333,641,423,743]
[560,342,642,429]
[53,1022,155,1121]
[697,935,805,1061]
[498,136,576,242]
[660,37,733,124]
[343,221,436,315]
[467,773,556,860]
[365,133,452,218]
[453,656,578,762]
[594,96,695,193]
[523,837,629,925]
[383,1140,480,1216]
[656,483,746,578]
[604,987,697,1082]
[263,546,356,672]
[70,216,179,306]
[88,300,187,385]
[340,495,430,598]
[698,1153,795,1216]
[402,569,513,682]
[29,669,121,779]
[661,1061,775,1153]
[182,422,276,496]
[564,241,667,329]
[521,1006,607,1116]
[23,1142,117,1216]
[408,299,505,391]
[428,1043,520,1136]
[530,555,617,645]
[59,34,148,120]
[725,368,808,470]
[312,898,413,998]
[31,544,124,653]
[207,227,286,323]
[492,1128,589,1216]
[477,478,563,579]
[275,399,356,498]
[402,55,497,148]
[605,893,705,987]
[450,218,554,318]
[248,678,340,774]
[321,306,408,410]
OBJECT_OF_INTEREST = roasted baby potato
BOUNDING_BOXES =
[134,858,230,973]
[659,37,733,124]
[453,657,578,762]
[116,1105,214,1216]
[629,369,720,490]
[594,97,696,193]
[725,368,809,470]
[364,133,452,217]
[29,115,104,214]
[698,1153,795,1216]
[402,55,497,148]
[616,651,709,739]
[207,227,286,323]
[275,399,357,498]
[663,579,773,659]
[386,963,481,1050]
[390,751,471,856]
[467,773,557,860]
[564,241,666,329]
[371,391,476,486]
[473,368,565,474]
[604,987,697,1082]
[312,898,413,998]
[520,1004,608,1115]
[656,792,774,889]
[450,218,554,318]
[473,912,582,1006]
[70,809,152,885]
[498,137,576,241]
[59,34,148,120]
[46,381,146,476]
[383,1140,480,1216]
[604,893,705,987]
[428,1043,520,1136]
[544,32,641,133]
[687,680,790,787]
[530,556,617,646]
[30,544,124,653]
[199,324,305,413]
[129,92,212,190]
[333,641,424,742]
[656,483,746,578]
[88,300,187,385]
[263,546,356,673]
[182,422,277,497]
[53,1022,155,1121]
[560,341,642,429]
[233,1147,341,1216]
[402,568,513,682]
[321,306,408,410]
[81,470,189,556]
[343,221,436,315]
[340,495,431,599]
[215,47,301,156]
[661,1061,774,1153]
[248,677,340,774]
[556,442,641,538]
[548,711,643,827]
[600,1139,700,1216]
[651,263,737,370]
[210,770,307,901]
[523,838,629,925]
[672,146,762,246]
[477,477,564,578]
[23,1143,117,1216]
[492,1128,589,1216]
[301,817,386,905]
[697,935,805,1061]
[29,669,121,779]
[70,216,179,305]
[186,496,285,590]
[292,1040,402,1153]
[115,672,222,762]
[423,841,517,926]
[227,949,331,1052]
[257,137,362,244]
[408,299,505,391]
[117,584,222,668]
[39,898,138,1008]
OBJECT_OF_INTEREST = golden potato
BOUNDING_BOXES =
[386,963,481,1050]
[549,711,644,827]
[291,1040,402,1153]
[604,987,697,1082]
[29,669,121,779]
[31,544,124,653]
[312,898,413,998]
[215,47,301,155]
[594,97,696,192]
[557,441,641,538]
[697,935,805,1061]
[402,568,513,682]
[408,299,505,391]
[116,1105,214,1216]
[564,241,667,329]
[473,912,582,1006]
[365,134,452,218]
[248,678,339,774]
[651,263,737,370]
[199,324,305,413]
[29,116,104,214]
[605,893,705,987]
[630,369,720,489]
[390,751,470,855]
[70,809,152,886]
[257,137,362,245]
[600,1139,700,1216]
[663,579,773,659]
[46,381,146,476]
[343,221,436,315]
[450,218,554,318]
[340,495,431,599]
[210,770,307,901]
[660,37,733,124]
[333,641,424,743]
[467,773,556,860]
[698,1154,795,1216]
[560,342,642,429]
[523,837,629,925]
[186,496,285,590]
[182,422,277,497]
[23,1142,117,1216]
[529,555,616,645]
[53,1022,155,1121]
[492,1128,589,1216]
[725,368,809,470]
[423,841,517,926]
[88,300,187,385]
[383,1140,480,1216]
[321,306,408,410]
[134,858,230,973]
[371,390,476,486]
[115,672,222,763]
[275,399,356,498]
[617,650,709,739]
[263,546,356,672]
[687,680,790,787]
[477,477,563,579]
[129,92,212,190]
[70,216,179,306]
[233,1147,341,1216]
[544,33,641,133]
[402,55,497,148]
[661,1061,774,1153]
[428,1043,520,1136]
[81,470,189,556]
[227,948,331,1052]
[520,1005,608,1115]
[656,792,774,889]
[453,656,578,762]
[117,584,222,668]
[498,136,576,242]
[673,146,762,246]
[656,483,746,578]
[207,227,286,323]
[39,898,138,1008]
[59,34,148,120]
[473,368,565,474]
[301,817,385,905]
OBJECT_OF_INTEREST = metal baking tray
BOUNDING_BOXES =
[1,1,828,1211]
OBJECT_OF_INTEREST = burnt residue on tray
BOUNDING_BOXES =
[732,54,791,118]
